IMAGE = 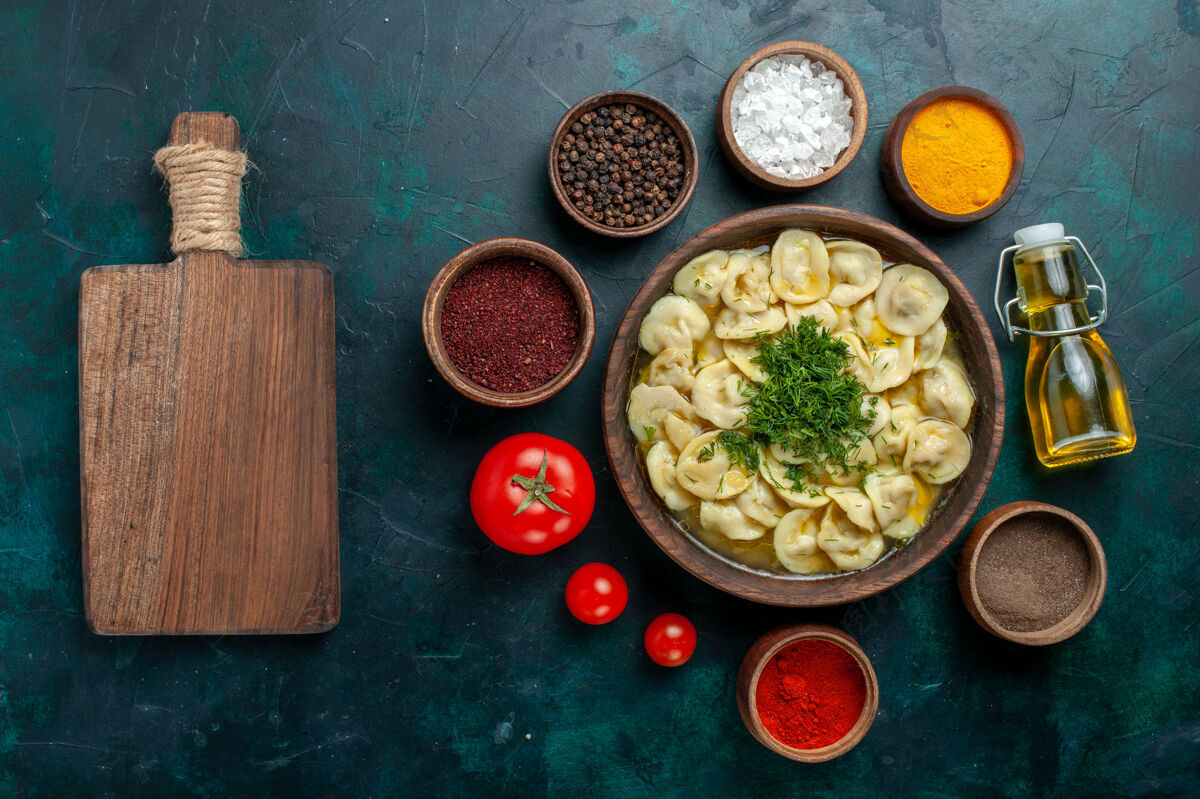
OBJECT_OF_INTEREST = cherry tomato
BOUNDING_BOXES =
[644,613,697,667]
[564,563,628,625]
[470,433,595,555]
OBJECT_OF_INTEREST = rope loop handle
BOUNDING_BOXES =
[153,142,247,257]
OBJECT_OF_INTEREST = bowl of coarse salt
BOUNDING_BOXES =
[717,41,868,192]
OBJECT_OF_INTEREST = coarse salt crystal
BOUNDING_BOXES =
[730,54,854,180]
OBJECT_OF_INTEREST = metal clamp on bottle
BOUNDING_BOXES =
[994,231,1109,341]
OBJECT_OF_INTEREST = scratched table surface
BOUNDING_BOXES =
[1,0,1198,796]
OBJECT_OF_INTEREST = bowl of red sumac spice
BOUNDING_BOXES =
[737,623,879,762]
[549,90,699,238]
[423,238,596,408]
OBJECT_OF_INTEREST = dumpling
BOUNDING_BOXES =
[826,240,883,307]
[824,486,880,532]
[645,441,697,512]
[816,438,878,487]
[880,515,920,541]
[774,509,836,574]
[833,305,857,336]
[647,348,695,393]
[662,412,702,452]
[721,250,773,313]
[673,250,730,306]
[692,360,751,429]
[832,331,873,387]
[714,305,788,340]
[639,295,710,355]
[816,505,885,571]
[766,442,796,464]
[914,318,947,372]
[863,471,918,533]
[770,229,830,304]
[627,384,697,443]
[759,452,831,509]
[693,333,726,371]
[851,298,893,345]
[735,477,789,529]
[875,264,949,336]
[785,299,839,332]
[904,419,970,484]
[723,339,765,383]
[862,394,891,437]
[872,402,921,466]
[676,430,754,500]
[843,300,916,392]
[865,335,916,393]
[887,375,922,407]
[699,500,767,542]
[921,360,975,429]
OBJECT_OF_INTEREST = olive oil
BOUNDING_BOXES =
[998,224,1136,467]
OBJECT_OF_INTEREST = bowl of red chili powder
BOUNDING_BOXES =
[423,238,595,408]
[737,623,879,762]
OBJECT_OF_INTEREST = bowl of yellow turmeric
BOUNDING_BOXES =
[881,86,1024,228]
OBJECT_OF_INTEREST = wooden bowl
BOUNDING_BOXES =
[736,623,879,762]
[423,238,596,408]
[881,85,1025,228]
[958,501,1107,646]
[548,90,699,238]
[716,41,868,192]
[600,205,1004,606]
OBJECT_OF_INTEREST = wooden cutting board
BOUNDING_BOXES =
[78,112,339,635]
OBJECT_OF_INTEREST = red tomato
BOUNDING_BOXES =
[565,563,628,625]
[470,433,595,555]
[644,613,697,667]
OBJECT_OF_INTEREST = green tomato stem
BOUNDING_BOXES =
[510,450,570,516]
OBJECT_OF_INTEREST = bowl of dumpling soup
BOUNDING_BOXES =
[600,205,1004,607]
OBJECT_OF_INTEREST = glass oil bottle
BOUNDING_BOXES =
[995,223,1136,467]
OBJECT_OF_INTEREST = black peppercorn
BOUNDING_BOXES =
[556,101,685,229]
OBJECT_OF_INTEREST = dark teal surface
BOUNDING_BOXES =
[1,1,1198,796]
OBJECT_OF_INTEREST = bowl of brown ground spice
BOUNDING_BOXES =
[423,238,595,408]
[958,501,1107,645]
[549,90,699,238]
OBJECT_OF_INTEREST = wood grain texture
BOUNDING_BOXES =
[880,85,1026,228]
[716,41,868,192]
[422,238,595,408]
[548,90,698,238]
[78,112,339,635]
[736,623,879,762]
[600,205,1005,607]
[958,501,1107,646]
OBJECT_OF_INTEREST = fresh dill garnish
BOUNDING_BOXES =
[742,316,874,479]
[784,462,811,487]
[696,441,717,463]
[642,425,656,441]
[716,430,759,471]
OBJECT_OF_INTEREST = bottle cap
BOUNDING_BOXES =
[1013,223,1067,251]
